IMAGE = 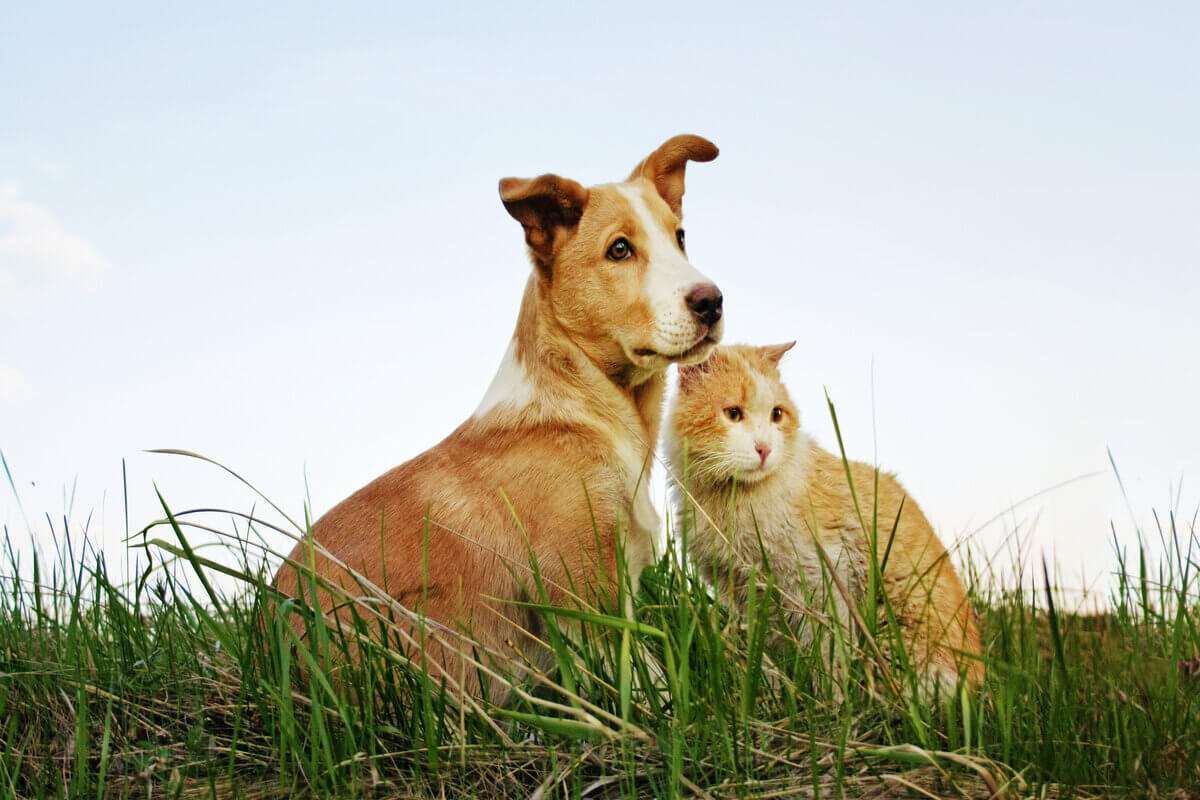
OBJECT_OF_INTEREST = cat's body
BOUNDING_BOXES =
[666,344,983,697]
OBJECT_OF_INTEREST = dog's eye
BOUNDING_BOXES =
[676,229,686,251]
[771,407,784,422]
[606,238,633,261]
[724,407,743,422]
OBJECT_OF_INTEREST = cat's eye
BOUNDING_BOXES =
[606,238,633,261]
[675,229,686,251]
[724,406,743,422]
[771,407,784,422]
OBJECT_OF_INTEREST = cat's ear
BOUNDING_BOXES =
[677,361,709,389]
[758,341,796,365]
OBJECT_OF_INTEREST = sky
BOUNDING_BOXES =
[2,2,1197,602]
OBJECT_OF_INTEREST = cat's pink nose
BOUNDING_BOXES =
[755,443,771,465]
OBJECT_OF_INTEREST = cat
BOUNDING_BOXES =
[665,343,984,698]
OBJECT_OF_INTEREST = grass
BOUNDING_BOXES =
[0,445,1197,798]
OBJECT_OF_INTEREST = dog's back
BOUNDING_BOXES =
[272,411,630,691]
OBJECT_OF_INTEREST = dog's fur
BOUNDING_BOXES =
[273,135,723,699]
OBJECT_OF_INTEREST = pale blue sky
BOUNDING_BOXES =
[2,2,1197,597]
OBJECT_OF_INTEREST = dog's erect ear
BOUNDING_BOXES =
[499,174,589,266]
[627,134,719,216]
[758,341,796,366]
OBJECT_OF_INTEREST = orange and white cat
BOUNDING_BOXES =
[666,344,984,697]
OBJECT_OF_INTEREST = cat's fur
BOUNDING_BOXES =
[666,344,984,697]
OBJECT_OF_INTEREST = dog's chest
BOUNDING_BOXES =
[613,437,660,582]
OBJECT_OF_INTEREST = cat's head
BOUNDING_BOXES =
[668,342,801,486]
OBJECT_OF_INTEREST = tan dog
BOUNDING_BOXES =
[274,135,724,699]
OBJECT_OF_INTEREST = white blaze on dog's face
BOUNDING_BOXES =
[499,135,724,386]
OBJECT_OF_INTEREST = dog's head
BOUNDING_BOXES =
[500,135,724,386]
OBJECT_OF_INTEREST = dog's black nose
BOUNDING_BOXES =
[685,283,723,327]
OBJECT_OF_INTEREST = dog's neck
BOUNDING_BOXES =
[472,274,664,454]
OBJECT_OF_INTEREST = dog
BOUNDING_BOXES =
[273,135,724,700]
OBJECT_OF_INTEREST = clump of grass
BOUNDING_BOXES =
[1,440,1197,798]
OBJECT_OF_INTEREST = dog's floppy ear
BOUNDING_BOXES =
[628,134,719,216]
[499,174,589,268]
[758,341,796,366]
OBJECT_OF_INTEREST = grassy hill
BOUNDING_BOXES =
[1,474,1197,799]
